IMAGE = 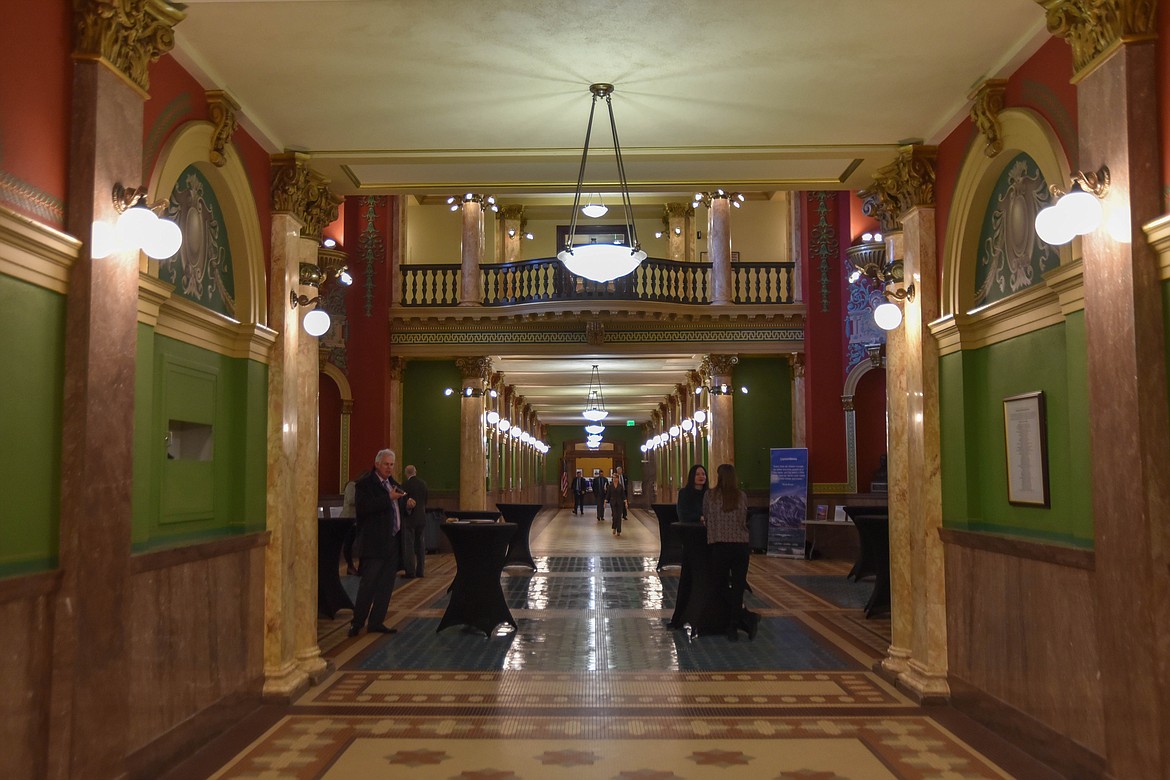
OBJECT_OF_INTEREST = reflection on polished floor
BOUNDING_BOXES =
[167,509,1060,780]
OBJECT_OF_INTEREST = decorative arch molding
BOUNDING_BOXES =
[141,120,271,359]
[934,108,1084,356]
[839,356,885,494]
[320,361,353,488]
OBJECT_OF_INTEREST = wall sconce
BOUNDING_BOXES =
[693,409,707,425]
[290,262,331,337]
[486,410,500,425]
[506,228,535,240]
[692,189,745,209]
[654,226,684,239]
[1034,166,1110,246]
[448,193,498,212]
[496,418,512,432]
[694,383,748,396]
[846,235,915,331]
[92,183,183,260]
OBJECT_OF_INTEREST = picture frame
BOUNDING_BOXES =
[1003,391,1050,507]
[814,504,829,520]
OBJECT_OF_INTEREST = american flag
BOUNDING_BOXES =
[560,468,569,496]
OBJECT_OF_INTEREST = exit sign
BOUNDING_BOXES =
[627,420,635,426]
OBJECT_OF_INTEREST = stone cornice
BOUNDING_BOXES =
[73,0,185,96]
[0,205,80,294]
[860,145,938,231]
[1036,0,1157,79]
[969,80,1008,158]
[139,275,276,362]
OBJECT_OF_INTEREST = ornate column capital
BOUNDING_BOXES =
[1036,0,1157,76]
[206,90,239,167]
[704,354,740,378]
[664,202,694,220]
[270,154,341,238]
[302,170,343,240]
[73,0,185,96]
[860,145,938,231]
[969,79,1008,158]
[388,356,405,381]
[456,356,493,384]
[789,352,806,378]
[498,204,525,223]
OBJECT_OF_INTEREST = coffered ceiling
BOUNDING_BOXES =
[172,0,1052,427]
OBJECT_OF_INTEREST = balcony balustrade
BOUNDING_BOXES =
[399,256,795,307]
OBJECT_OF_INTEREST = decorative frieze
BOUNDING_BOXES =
[969,80,1008,158]
[1036,0,1157,76]
[860,145,938,231]
[206,90,240,167]
[73,0,185,95]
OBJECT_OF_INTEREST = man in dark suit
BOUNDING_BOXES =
[400,464,429,578]
[592,471,608,521]
[571,469,588,515]
[349,448,406,637]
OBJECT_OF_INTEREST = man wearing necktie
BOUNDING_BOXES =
[349,448,406,637]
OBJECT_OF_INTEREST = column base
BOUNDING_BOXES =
[262,660,309,702]
[897,658,950,704]
[880,644,912,677]
[296,646,329,682]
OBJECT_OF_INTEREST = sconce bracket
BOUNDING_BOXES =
[290,291,320,309]
[884,283,916,303]
[113,183,169,215]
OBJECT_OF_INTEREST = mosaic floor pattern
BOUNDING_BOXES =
[170,509,1060,780]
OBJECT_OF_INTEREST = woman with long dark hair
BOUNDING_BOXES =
[701,463,759,641]
[676,464,708,524]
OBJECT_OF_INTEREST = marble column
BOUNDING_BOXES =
[50,57,145,780]
[388,356,405,465]
[1050,13,1170,774]
[861,145,946,701]
[456,357,490,509]
[706,354,738,468]
[498,204,524,265]
[459,198,484,306]
[664,202,693,263]
[708,196,733,305]
[790,353,806,448]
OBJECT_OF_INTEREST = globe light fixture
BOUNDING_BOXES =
[1033,166,1110,247]
[557,84,647,283]
[873,301,904,331]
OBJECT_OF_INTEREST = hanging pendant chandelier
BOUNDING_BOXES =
[582,364,609,422]
[558,84,647,283]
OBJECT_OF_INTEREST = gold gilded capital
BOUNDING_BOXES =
[270,152,312,215]
[1036,0,1157,77]
[860,145,938,231]
[73,0,186,96]
[206,90,240,167]
[302,170,343,240]
[388,356,406,381]
[456,356,493,383]
[969,80,1008,158]
[705,354,740,378]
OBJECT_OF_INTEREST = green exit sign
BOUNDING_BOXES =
[627,420,635,426]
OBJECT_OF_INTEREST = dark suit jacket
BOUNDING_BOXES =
[354,470,402,558]
[591,476,609,500]
[572,476,589,495]
[401,474,429,529]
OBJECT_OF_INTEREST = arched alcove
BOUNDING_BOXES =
[320,362,354,491]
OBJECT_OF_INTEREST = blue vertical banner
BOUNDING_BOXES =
[768,448,808,557]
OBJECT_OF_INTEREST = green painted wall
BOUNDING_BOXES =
[733,356,793,491]
[402,360,461,491]
[132,332,267,550]
[0,276,64,575]
[939,319,1092,547]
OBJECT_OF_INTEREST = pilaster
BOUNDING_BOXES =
[705,354,738,469]
[456,356,491,508]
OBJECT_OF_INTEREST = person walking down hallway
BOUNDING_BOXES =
[349,449,406,637]
[609,471,628,536]
[614,465,629,524]
[702,463,760,642]
[592,471,608,521]
[400,464,429,578]
[572,469,589,515]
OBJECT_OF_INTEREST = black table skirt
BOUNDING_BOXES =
[318,517,354,619]
[437,522,518,636]
[669,522,735,636]
[651,504,684,571]
[497,503,541,570]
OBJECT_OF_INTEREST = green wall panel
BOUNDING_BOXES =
[0,276,64,574]
[939,321,1092,547]
[732,356,792,491]
[132,332,268,550]
[402,360,461,491]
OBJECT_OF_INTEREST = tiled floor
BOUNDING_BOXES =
[166,509,1062,780]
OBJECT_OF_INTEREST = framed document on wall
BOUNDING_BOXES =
[1002,391,1050,507]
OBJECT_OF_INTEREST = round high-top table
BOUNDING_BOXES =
[317,516,354,618]
[496,503,541,570]
[650,503,684,571]
[437,521,518,636]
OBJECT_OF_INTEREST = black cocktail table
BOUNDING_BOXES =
[669,522,734,636]
[318,516,355,618]
[437,521,518,636]
[651,503,684,571]
[496,503,541,570]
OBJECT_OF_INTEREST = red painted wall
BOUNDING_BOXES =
[344,196,395,469]
[318,372,342,494]
[853,368,888,492]
[145,54,272,282]
[802,191,849,486]
[0,0,71,228]
[935,37,1076,286]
